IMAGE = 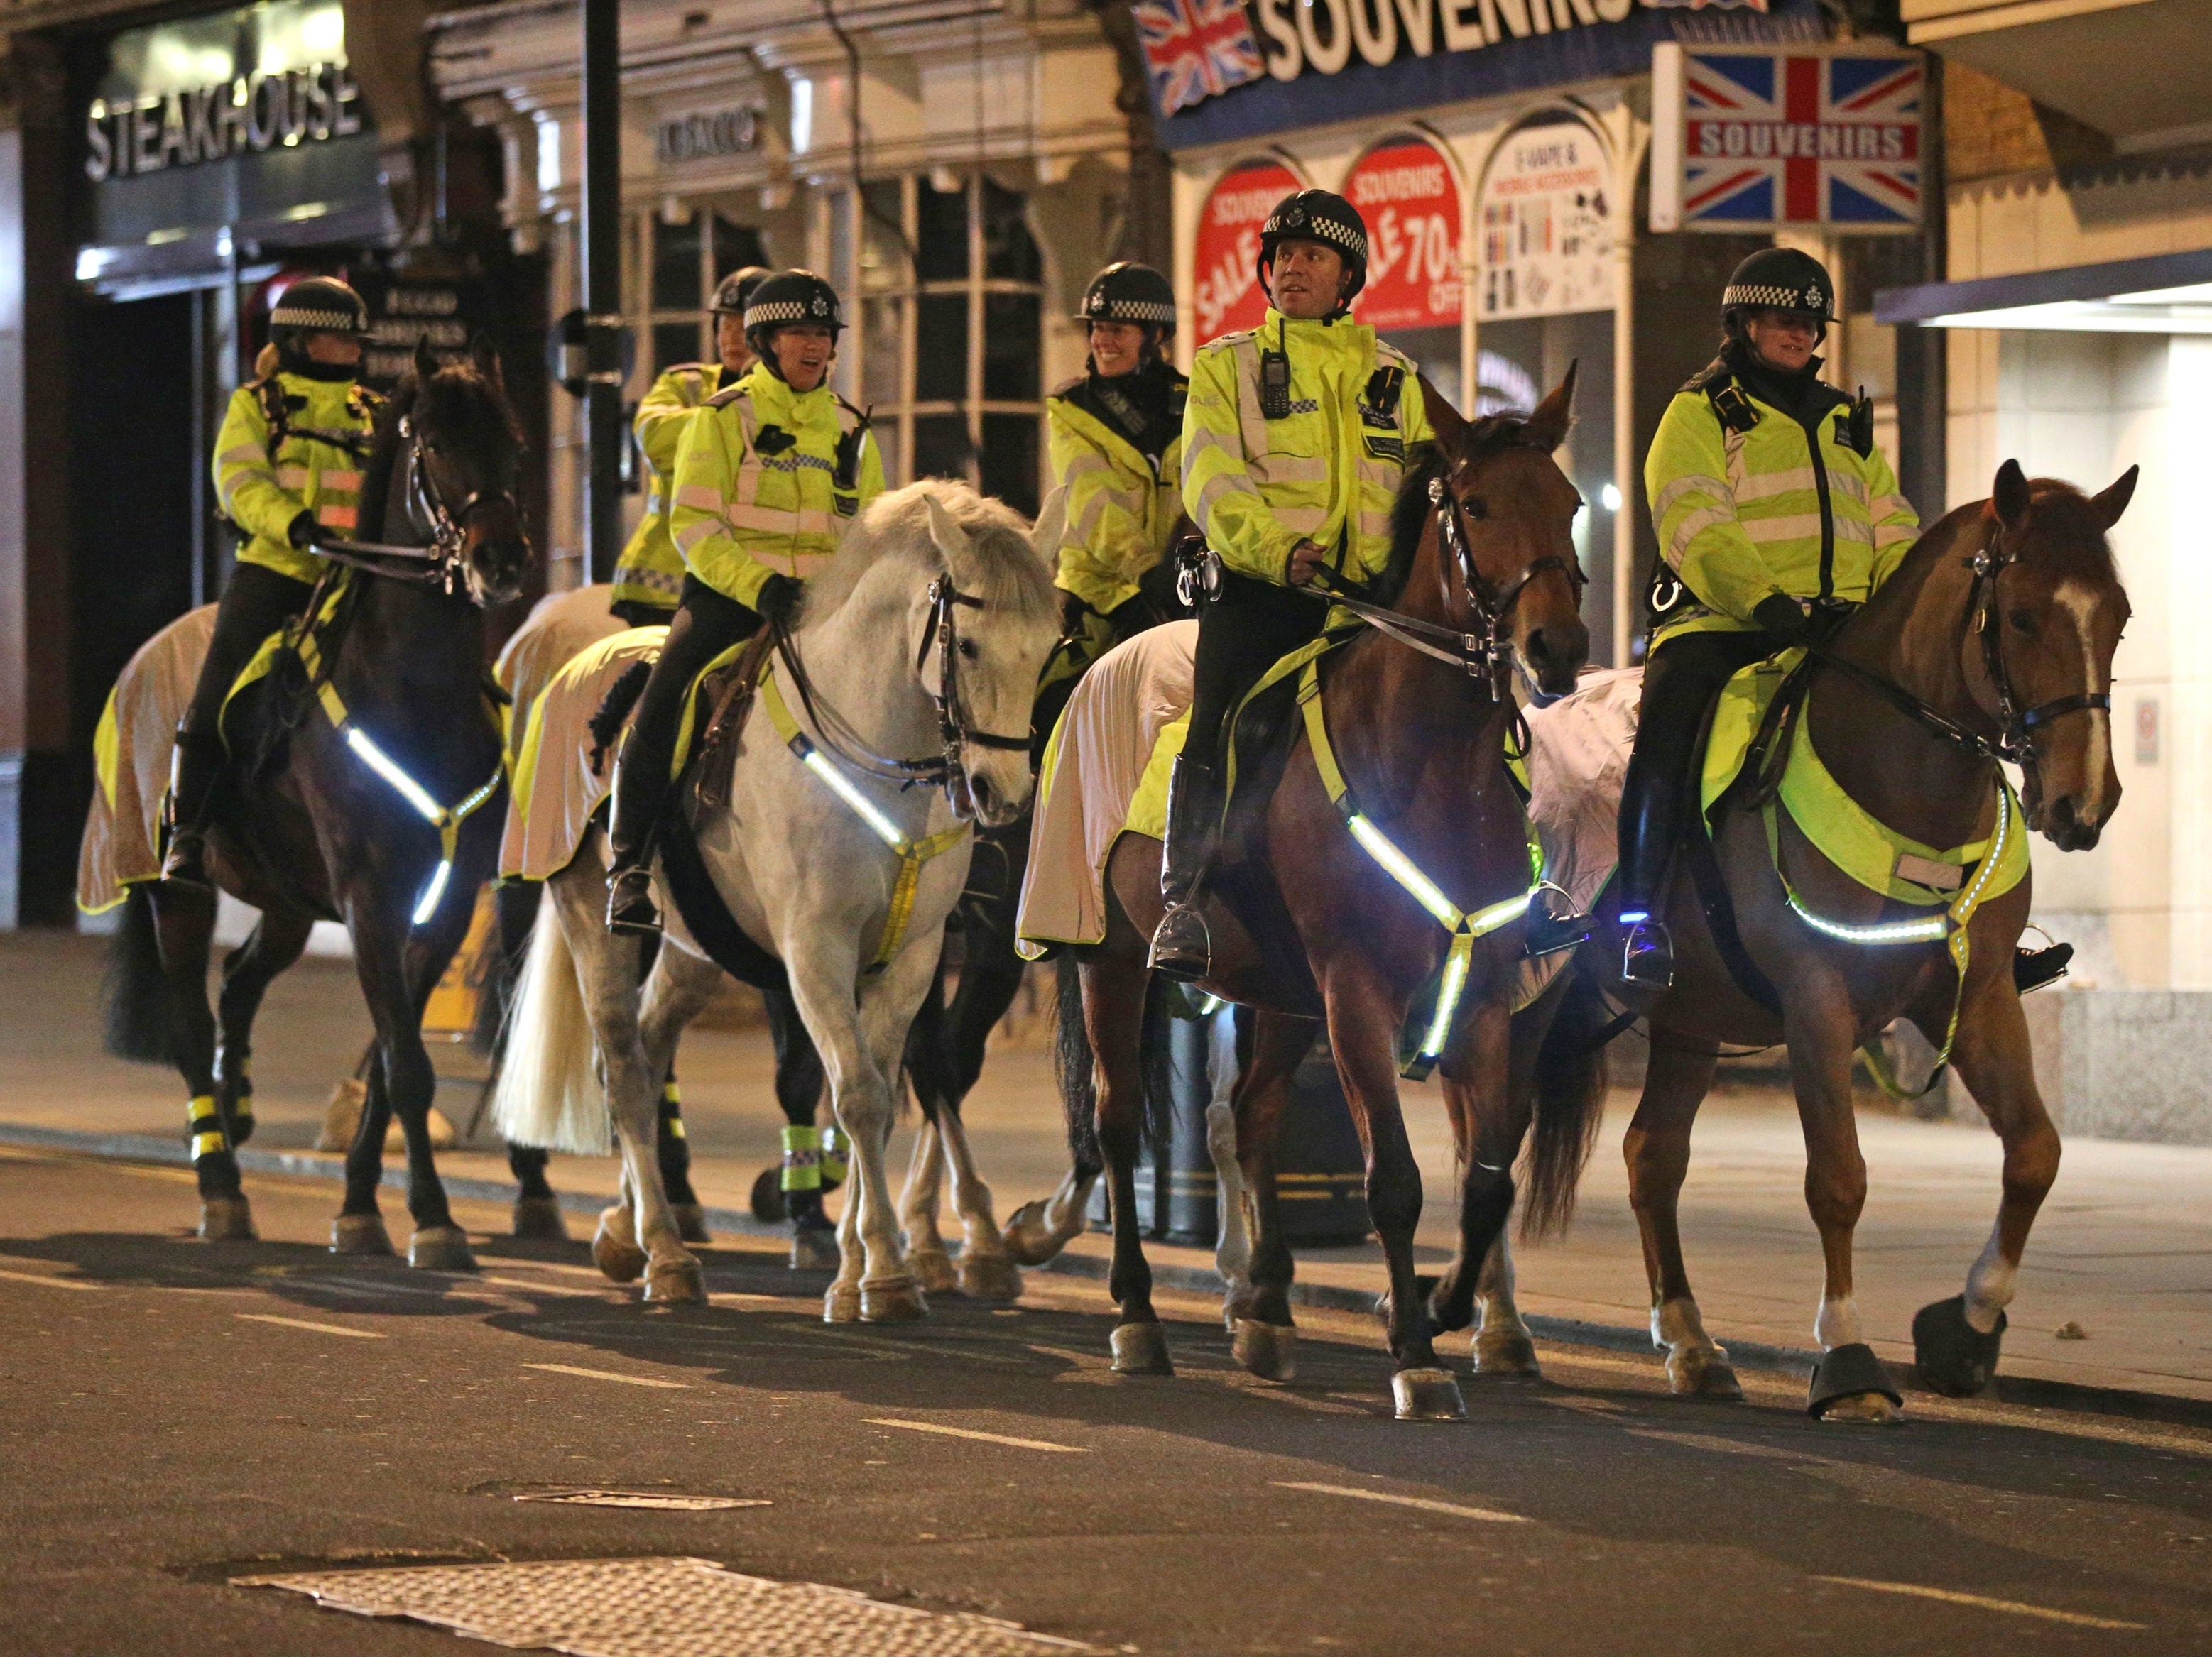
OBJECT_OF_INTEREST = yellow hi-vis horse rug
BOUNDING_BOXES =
[78,604,219,914]
[500,627,668,882]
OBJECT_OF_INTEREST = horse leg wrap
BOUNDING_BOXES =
[1807,1341,1904,1419]
[1912,1295,2006,1398]
[780,1125,822,1192]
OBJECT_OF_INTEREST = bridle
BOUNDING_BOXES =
[311,413,518,603]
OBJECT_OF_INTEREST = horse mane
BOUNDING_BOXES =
[354,376,416,543]
[1376,411,1544,606]
[1887,476,2120,601]
[800,476,1057,627]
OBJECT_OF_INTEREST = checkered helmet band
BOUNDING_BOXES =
[1723,280,1827,312]
[1261,192,1368,266]
[269,278,369,336]
[742,270,843,336]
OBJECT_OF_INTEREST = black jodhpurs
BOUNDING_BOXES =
[611,574,763,850]
[182,563,317,737]
[1627,628,1787,798]
[1181,569,1328,775]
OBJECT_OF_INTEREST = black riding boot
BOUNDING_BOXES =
[1616,759,1682,990]
[160,726,227,890]
[1148,756,1224,981]
[604,762,663,937]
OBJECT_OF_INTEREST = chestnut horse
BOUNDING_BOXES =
[1504,459,2135,1420]
[1057,373,1591,1419]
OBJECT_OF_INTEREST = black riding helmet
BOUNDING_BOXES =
[710,265,771,318]
[1721,246,1837,342]
[269,275,369,374]
[1077,262,1177,334]
[1256,190,1369,316]
[743,270,844,373]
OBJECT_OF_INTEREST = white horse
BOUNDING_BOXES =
[494,480,1062,1315]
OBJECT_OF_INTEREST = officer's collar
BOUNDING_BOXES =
[744,361,831,402]
[278,367,359,394]
[1263,306,1370,344]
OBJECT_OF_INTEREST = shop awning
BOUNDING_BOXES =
[1905,0,2212,143]
[1873,248,2212,332]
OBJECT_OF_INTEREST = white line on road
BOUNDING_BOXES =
[0,1268,102,1291]
[523,1362,689,1389]
[866,1418,1089,1453]
[235,1313,384,1339]
[1273,1482,1527,1524]
[479,1276,606,1298]
[1814,1577,2147,1630]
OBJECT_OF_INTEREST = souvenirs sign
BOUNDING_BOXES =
[1346,136,1463,334]
[1192,156,1303,340]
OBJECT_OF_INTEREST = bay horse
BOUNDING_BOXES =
[106,337,531,1264]
[1055,373,1591,1419]
[1505,459,2135,1420]
[493,481,1060,1310]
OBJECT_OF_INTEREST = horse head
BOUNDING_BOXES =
[1973,458,2135,851]
[917,486,1063,827]
[403,335,533,606]
[1417,366,1590,699]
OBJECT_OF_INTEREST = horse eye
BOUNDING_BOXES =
[2009,608,2036,635]
[958,638,979,660]
[1464,497,1488,520]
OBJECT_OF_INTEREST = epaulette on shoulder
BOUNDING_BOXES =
[1049,372,1086,401]
[1679,355,1732,397]
[703,380,749,410]
[1202,329,1256,354]
[1373,340,1417,372]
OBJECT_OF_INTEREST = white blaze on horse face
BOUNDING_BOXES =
[1963,1222,2016,1335]
[2055,580,2114,826]
[1814,1295,1864,1351]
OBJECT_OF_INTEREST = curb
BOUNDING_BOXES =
[8,1118,2208,1433]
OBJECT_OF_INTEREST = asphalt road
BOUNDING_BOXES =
[2,1147,2207,1656]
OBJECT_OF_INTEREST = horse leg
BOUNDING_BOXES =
[213,908,312,1149]
[1427,997,1538,1359]
[1226,1010,1317,1378]
[1082,949,1170,1373]
[1204,1007,1251,1324]
[937,1100,1021,1301]
[508,1143,567,1240]
[759,977,836,1269]
[1003,1163,1099,1265]
[656,1063,709,1242]
[334,1039,398,1257]
[1623,1034,1737,1398]
[151,883,254,1240]
[1905,970,2059,1397]
[898,1115,957,1294]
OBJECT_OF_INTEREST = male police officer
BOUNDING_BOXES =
[1621,247,1918,988]
[164,276,380,887]
[604,270,884,936]
[1153,191,1432,978]
[610,266,770,625]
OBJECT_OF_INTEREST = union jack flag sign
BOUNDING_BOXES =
[1650,45,1923,233]
[1133,0,1265,119]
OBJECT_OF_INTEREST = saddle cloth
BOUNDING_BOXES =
[501,628,665,882]
[78,603,219,914]
[494,584,628,773]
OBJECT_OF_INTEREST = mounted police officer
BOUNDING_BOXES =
[163,275,380,887]
[1620,247,1919,988]
[604,268,885,936]
[1151,190,1433,980]
[610,266,770,625]
[1037,261,1189,745]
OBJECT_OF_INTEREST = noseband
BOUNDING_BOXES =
[312,414,517,603]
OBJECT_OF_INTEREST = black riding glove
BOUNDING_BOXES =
[287,510,320,551]
[1752,593,1813,648]
[1058,590,1093,638]
[753,572,802,630]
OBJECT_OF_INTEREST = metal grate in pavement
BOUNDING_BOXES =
[236,1555,1098,1656]
[511,1490,770,1511]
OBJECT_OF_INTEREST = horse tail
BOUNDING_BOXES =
[1519,958,1611,1242]
[1051,953,1102,1179]
[470,880,542,1061]
[1138,976,1177,1157]
[101,885,173,1064]
[489,892,608,1154]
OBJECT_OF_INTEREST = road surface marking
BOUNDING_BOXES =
[479,1276,604,1298]
[1628,1430,1822,1462]
[1274,1482,1527,1524]
[1814,1577,2146,1630]
[0,1267,102,1291]
[523,1362,688,1389]
[866,1418,1088,1453]
[235,1313,383,1339]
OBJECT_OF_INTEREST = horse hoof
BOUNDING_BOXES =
[823,1284,861,1323]
[1110,1321,1175,1375]
[671,1202,712,1245]
[1473,1326,1541,1377]
[197,1196,256,1242]
[958,1253,1023,1302]
[908,1247,958,1296]
[408,1225,477,1272]
[790,1226,841,1272]
[329,1213,393,1257]
[1808,1341,1905,1421]
[592,1208,647,1284]
[511,1197,569,1242]
[1001,1201,1064,1266]
[860,1280,929,1323]
[748,1166,787,1223]
[644,1257,708,1304]
[1231,1318,1298,1383]
[1912,1295,2005,1399]
[1665,1343,1743,1400]
[1392,1367,1468,1423]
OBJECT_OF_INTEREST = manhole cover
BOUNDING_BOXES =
[514,1490,770,1511]
[237,1555,1096,1654]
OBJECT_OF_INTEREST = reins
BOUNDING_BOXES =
[310,415,518,601]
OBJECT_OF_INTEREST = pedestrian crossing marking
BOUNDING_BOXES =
[1274,1481,1527,1524]
[0,1267,102,1291]
[866,1418,1089,1453]
[235,1313,383,1338]
[523,1362,689,1389]
[1814,1577,2146,1630]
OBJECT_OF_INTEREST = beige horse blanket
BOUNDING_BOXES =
[78,604,218,914]
[500,627,665,882]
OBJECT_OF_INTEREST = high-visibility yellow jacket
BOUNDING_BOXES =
[1181,309,1430,588]
[1047,368,1187,617]
[613,361,723,613]
[214,372,378,584]
[1645,359,1919,649]
[668,363,885,611]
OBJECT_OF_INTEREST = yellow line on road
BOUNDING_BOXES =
[1274,1482,1527,1524]
[523,1362,688,1389]
[866,1418,1089,1453]
[235,1313,383,1339]
[0,1267,102,1291]
[1814,1577,2147,1630]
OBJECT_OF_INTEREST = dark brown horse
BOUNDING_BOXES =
[104,337,532,1264]
[1055,373,1591,1418]
[1500,459,2135,1420]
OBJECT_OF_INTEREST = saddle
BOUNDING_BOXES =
[682,628,779,819]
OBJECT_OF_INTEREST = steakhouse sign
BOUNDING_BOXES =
[1347,138,1462,333]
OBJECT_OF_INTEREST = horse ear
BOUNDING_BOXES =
[1030,486,1067,569]
[923,490,978,583]
[413,335,438,382]
[1418,373,1467,462]
[1989,458,2031,532]
[1523,361,1578,452]
[470,332,504,390]
[2090,464,2138,531]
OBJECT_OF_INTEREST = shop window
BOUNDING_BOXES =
[633,208,768,378]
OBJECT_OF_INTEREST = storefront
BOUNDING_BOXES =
[427,0,1140,588]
